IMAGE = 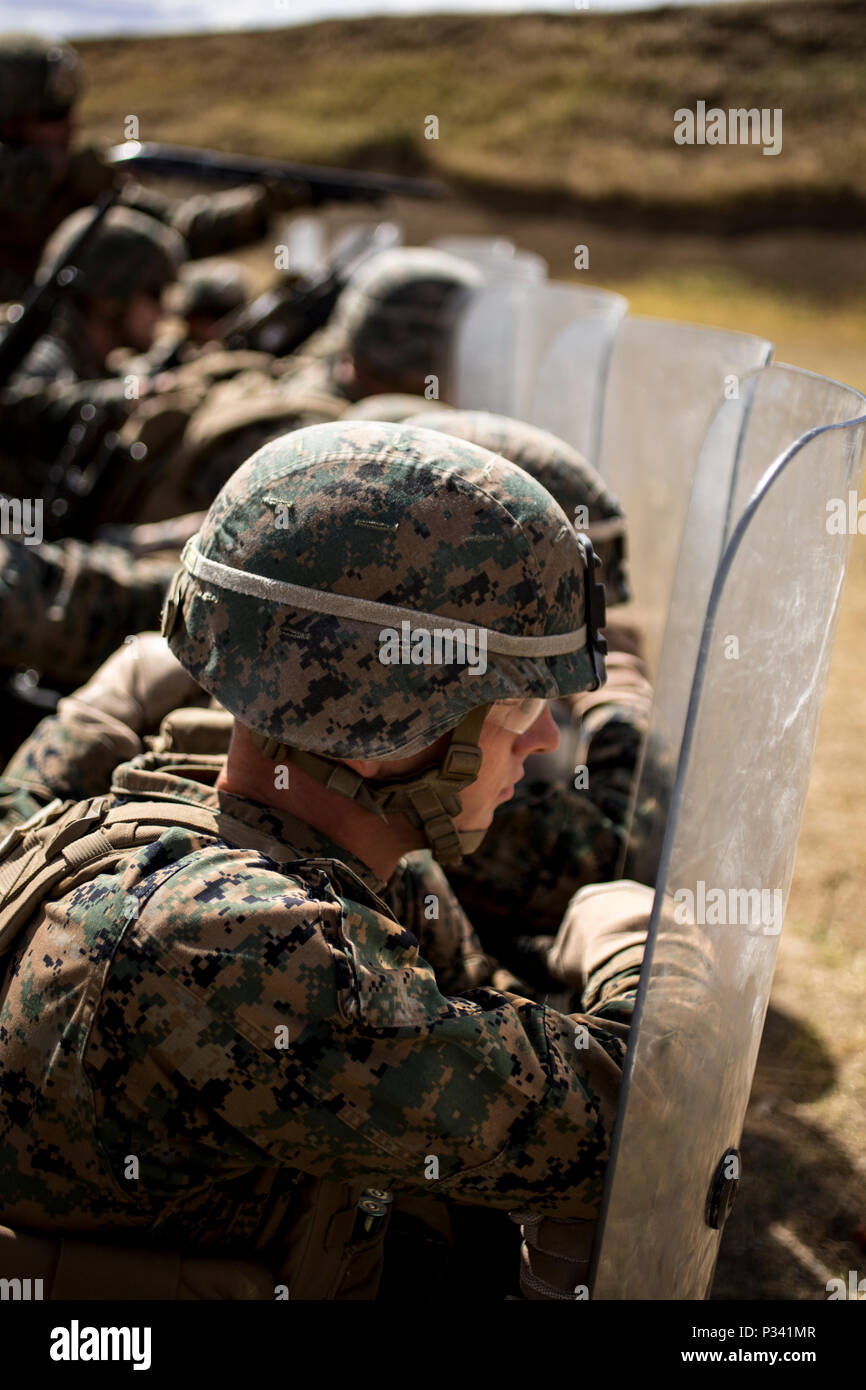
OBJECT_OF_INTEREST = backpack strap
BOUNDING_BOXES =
[0,791,390,964]
[0,796,122,955]
[0,792,317,962]
[103,800,302,866]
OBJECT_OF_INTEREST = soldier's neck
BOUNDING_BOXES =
[215,726,423,884]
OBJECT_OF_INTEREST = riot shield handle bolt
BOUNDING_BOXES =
[705,1147,741,1230]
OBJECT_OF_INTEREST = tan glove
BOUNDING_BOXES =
[546,880,654,997]
[60,631,203,739]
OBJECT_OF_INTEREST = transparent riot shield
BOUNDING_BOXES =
[431,235,547,284]
[624,364,866,886]
[283,215,326,275]
[449,281,627,460]
[327,219,402,267]
[526,289,628,464]
[591,373,866,1300]
[596,317,773,678]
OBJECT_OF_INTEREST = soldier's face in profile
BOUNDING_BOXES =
[122,290,165,351]
[452,702,559,833]
[21,111,75,154]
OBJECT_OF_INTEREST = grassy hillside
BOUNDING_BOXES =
[76,1,866,232]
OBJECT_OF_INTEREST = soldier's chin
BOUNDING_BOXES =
[463,789,514,831]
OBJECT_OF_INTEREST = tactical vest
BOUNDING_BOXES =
[0,776,396,1300]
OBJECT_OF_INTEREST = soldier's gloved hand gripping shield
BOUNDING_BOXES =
[591,370,866,1299]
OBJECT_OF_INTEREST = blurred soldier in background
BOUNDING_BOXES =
[0,34,303,303]
[133,259,253,376]
[168,259,250,348]
[7,204,184,390]
[0,204,185,533]
[292,244,483,407]
[164,245,483,513]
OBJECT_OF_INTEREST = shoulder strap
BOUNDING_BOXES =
[0,796,112,956]
[0,790,391,963]
[0,795,235,958]
[0,789,325,962]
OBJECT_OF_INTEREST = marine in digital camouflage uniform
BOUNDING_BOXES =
[130,259,253,377]
[163,246,483,517]
[0,421,649,1300]
[0,34,300,304]
[400,408,654,983]
[0,203,187,526]
[0,533,181,764]
[0,411,653,985]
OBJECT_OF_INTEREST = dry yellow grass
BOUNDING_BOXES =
[75,2,866,229]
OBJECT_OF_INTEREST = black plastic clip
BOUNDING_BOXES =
[579,534,607,689]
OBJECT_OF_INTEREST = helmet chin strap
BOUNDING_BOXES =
[246,705,491,867]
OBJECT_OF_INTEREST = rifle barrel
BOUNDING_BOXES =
[106,141,443,204]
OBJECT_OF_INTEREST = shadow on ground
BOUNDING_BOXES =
[712,1006,865,1300]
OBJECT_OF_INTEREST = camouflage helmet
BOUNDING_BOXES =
[162,420,607,865]
[37,205,184,302]
[405,408,631,604]
[332,247,483,394]
[165,258,249,321]
[342,392,432,423]
[0,34,82,127]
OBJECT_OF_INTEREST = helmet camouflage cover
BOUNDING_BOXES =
[37,205,185,302]
[163,420,607,862]
[0,34,82,126]
[166,258,249,320]
[342,392,431,423]
[405,408,631,604]
[332,247,483,389]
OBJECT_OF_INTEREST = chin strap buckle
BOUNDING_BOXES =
[160,567,184,641]
[440,741,483,782]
